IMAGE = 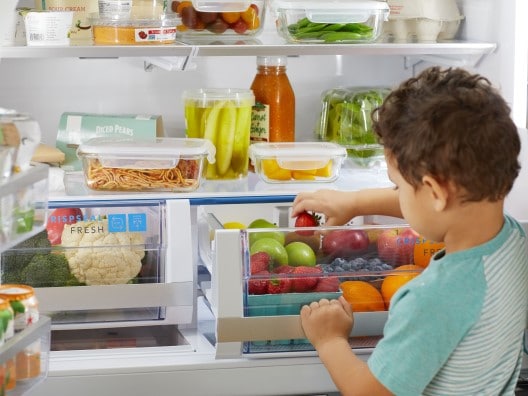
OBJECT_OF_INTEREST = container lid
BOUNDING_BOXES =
[182,88,255,106]
[90,13,181,26]
[256,56,287,67]
[272,0,389,23]
[249,142,347,169]
[0,284,36,301]
[77,137,216,164]
[191,0,252,12]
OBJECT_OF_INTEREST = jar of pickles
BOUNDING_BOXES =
[183,88,255,180]
[0,285,40,382]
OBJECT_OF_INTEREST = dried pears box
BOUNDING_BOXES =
[34,0,98,44]
[56,112,164,172]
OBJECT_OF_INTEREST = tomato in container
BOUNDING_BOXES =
[170,0,265,37]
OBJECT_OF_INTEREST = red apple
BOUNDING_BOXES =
[377,228,419,267]
[321,229,369,258]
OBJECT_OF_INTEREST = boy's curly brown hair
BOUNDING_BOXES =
[372,66,520,202]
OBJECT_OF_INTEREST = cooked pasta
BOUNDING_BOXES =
[85,158,200,191]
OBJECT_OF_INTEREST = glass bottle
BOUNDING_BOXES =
[250,56,295,144]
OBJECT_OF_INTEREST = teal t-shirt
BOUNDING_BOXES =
[368,215,528,395]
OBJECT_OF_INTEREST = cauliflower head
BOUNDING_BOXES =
[61,220,145,286]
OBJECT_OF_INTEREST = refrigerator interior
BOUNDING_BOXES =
[1,0,528,394]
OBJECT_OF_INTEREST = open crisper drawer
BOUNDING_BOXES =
[0,198,194,329]
[209,211,430,358]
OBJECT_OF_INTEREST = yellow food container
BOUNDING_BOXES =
[249,141,347,183]
[91,13,180,45]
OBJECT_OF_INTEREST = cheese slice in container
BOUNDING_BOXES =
[77,136,215,192]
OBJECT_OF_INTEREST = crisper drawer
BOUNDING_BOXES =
[0,199,194,328]
[210,211,436,358]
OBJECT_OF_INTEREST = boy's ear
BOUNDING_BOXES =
[422,175,448,212]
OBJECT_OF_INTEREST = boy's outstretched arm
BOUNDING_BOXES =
[292,188,402,226]
[301,297,393,396]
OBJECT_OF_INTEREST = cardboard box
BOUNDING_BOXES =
[56,112,164,172]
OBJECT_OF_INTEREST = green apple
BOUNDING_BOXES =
[285,241,316,267]
[250,237,289,267]
[248,218,285,246]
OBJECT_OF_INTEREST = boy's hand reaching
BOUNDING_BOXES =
[300,296,354,350]
[292,190,357,226]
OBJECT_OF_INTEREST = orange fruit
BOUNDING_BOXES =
[413,237,445,268]
[221,12,240,24]
[340,281,386,312]
[380,264,422,308]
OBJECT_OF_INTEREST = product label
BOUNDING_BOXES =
[36,0,99,44]
[134,27,176,43]
[250,102,270,143]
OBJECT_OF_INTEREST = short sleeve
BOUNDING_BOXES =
[367,260,486,395]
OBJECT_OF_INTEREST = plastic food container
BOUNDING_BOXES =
[77,137,215,192]
[249,142,347,183]
[239,221,427,351]
[91,13,180,45]
[169,0,265,37]
[315,87,390,168]
[182,88,255,180]
[271,0,389,43]
[383,0,463,42]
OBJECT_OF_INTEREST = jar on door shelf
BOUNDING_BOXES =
[250,56,295,144]
[0,298,15,393]
[0,285,40,382]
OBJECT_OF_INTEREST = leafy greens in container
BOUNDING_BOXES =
[315,87,390,168]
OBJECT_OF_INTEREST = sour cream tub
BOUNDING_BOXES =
[23,10,73,46]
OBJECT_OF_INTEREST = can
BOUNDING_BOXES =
[0,285,40,381]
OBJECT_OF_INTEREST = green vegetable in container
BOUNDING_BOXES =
[20,253,83,288]
[287,18,374,42]
[315,88,390,167]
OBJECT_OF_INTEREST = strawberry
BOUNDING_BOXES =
[294,211,320,236]
[250,252,273,275]
[273,265,294,275]
[248,270,269,295]
[267,275,292,294]
[313,276,340,292]
[291,266,322,292]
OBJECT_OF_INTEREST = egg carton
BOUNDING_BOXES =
[383,0,463,42]
[383,17,462,43]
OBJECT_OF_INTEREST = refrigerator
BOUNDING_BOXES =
[0,0,527,394]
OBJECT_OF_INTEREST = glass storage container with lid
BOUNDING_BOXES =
[77,137,215,192]
[271,0,390,43]
[249,141,347,183]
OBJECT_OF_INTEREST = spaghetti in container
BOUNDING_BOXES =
[77,136,216,192]
[0,284,40,382]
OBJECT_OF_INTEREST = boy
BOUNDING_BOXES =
[292,67,528,395]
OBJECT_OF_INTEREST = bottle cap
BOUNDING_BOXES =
[256,56,287,67]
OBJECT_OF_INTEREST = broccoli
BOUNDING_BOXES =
[19,253,82,287]
[1,230,51,284]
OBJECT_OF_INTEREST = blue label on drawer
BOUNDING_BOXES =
[108,214,127,232]
[128,213,147,232]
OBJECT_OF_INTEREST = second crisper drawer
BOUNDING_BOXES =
[0,199,194,328]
